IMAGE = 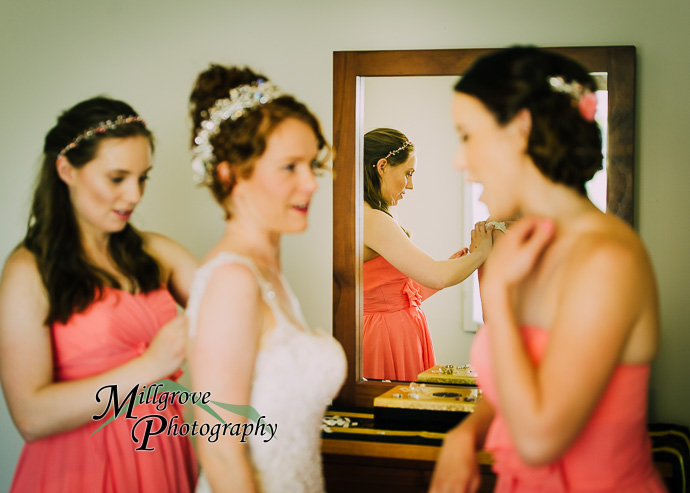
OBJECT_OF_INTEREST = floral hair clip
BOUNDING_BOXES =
[548,76,598,122]
[59,115,146,156]
[384,140,413,160]
[191,79,282,185]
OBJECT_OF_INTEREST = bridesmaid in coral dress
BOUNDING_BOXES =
[362,128,494,382]
[431,47,666,492]
[0,97,199,492]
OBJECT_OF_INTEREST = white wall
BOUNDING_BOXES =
[1,0,688,488]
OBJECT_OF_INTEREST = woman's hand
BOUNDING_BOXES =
[481,216,555,293]
[143,314,188,379]
[429,427,481,493]
[469,221,494,260]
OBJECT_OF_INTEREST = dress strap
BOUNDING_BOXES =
[186,252,286,337]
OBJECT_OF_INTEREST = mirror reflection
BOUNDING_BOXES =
[332,46,635,408]
[359,74,610,379]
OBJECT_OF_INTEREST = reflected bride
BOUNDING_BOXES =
[362,127,493,381]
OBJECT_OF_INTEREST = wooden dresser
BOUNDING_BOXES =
[320,409,496,493]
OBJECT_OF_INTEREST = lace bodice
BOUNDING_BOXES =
[187,252,347,493]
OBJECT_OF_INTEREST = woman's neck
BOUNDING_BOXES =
[518,168,600,227]
[79,227,112,263]
[214,216,281,272]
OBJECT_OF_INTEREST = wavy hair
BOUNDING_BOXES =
[363,127,415,216]
[23,96,161,325]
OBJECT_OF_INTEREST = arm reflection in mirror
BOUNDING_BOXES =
[361,126,493,382]
[361,76,492,373]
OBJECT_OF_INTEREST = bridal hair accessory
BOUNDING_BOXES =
[384,140,413,160]
[59,115,145,156]
[191,79,282,185]
[548,76,598,122]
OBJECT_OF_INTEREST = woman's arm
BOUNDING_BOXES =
[480,217,657,466]
[364,208,492,290]
[0,248,187,442]
[144,232,199,307]
[188,262,263,493]
[429,399,494,493]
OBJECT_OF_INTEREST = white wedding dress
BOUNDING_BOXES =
[187,253,347,493]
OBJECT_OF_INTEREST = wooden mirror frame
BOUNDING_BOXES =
[332,46,636,408]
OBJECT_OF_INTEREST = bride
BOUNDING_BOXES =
[185,65,346,493]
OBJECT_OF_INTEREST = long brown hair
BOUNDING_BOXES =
[363,127,415,217]
[23,96,162,325]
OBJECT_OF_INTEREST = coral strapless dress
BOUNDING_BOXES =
[470,325,666,492]
[10,288,197,493]
[362,255,435,381]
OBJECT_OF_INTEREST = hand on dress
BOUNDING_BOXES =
[429,428,481,493]
[469,221,494,261]
[481,216,555,301]
[142,314,188,380]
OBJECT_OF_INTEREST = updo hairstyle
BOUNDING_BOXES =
[189,65,328,206]
[455,46,603,195]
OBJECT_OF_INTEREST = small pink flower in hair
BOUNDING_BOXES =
[578,92,598,122]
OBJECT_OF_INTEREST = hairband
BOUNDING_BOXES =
[548,76,597,122]
[59,115,145,156]
[385,140,412,159]
[191,79,282,185]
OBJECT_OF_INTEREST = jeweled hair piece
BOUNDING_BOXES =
[385,140,413,160]
[191,79,283,185]
[548,76,598,122]
[59,115,145,156]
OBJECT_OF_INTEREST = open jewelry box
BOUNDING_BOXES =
[416,364,478,386]
[373,382,479,433]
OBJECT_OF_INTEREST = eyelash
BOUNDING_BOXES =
[284,162,323,175]
[110,176,150,184]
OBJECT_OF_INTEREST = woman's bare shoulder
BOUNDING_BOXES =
[560,213,656,305]
[574,213,650,265]
[0,247,47,311]
[2,246,41,282]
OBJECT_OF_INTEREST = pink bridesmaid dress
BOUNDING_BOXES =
[362,255,436,381]
[470,325,667,492]
[10,287,197,493]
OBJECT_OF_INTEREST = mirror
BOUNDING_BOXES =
[361,73,609,371]
[333,47,636,407]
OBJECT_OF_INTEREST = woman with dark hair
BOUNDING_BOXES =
[0,96,198,492]
[431,47,665,492]
[362,127,494,382]
[185,65,345,493]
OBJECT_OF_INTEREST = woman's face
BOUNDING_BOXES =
[59,136,152,238]
[232,117,319,234]
[451,92,525,218]
[380,152,417,207]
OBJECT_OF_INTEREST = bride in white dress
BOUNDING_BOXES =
[185,65,346,493]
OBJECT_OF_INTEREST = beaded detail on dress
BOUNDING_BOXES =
[187,252,347,493]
